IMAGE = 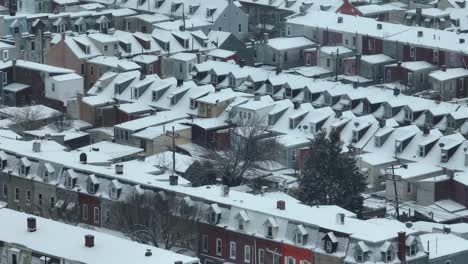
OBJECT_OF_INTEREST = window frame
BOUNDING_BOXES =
[216,238,222,256]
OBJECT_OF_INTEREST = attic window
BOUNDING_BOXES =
[206,8,216,17]
[110,180,121,199]
[87,175,99,194]
[0,151,7,169]
[325,240,333,253]
[404,109,413,121]
[20,158,31,176]
[295,225,307,245]
[228,76,236,87]
[189,5,199,14]
[406,238,418,256]
[155,0,165,8]
[381,243,394,262]
[65,170,77,189]
[210,73,218,84]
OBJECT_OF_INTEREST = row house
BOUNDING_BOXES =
[0,134,435,264]
[119,0,249,41]
[0,208,199,264]
[403,8,451,30]
[428,67,468,101]
[384,61,438,93]
[257,36,316,70]
[285,11,468,79]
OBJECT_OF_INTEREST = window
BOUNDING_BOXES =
[287,26,291,36]
[94,207,100,223]
[2,184,7,198]
[244,245,251,263]
[408,72,413,85]
[258,249,265,264]
[433,50,439,63]
[216,238,222,256]
[407,182,412,193]
[295,233,304,245]
[267,226,273,237]
[38,194,42,205]
[50,197,55,208]
[419,145,425,157]
[406,241,418,256]
[105,210,110,223]
[273,254,280,264]
[238,219,244,230]
[2,50,8,61]
[87,182,96,194]
[229,76,236,87]
[272,53,276,63]
[356,247,364,262]
[291,149,297,161]
[110,187,118,199]
[152,91,157,101]
[306,54,311,65]
[368,39,374,51]
[26,190,31,203]
[148,64,153,74]
[284,51,288,62]
[286,256,296,264]
[327,58,331,67]
[405,109,413,121]
[210,74,217,84]
[82,204,88,220]
[202,235,208,252]
[238,24,242,33]
[410,46,415,58]
[31,41,35,51]
[66,176,74,188]
[326,240,333,253]
[3,72,7,85]
[90,65,94,75]
[104,45,108,52]
[229,242,236,259]
[381,249,394,262]
[51,83,55,92]
[450,53,455,65]
[14,187,19,201]
[114,43,118,50]
[20,165,27,175]
[81,64,85,75]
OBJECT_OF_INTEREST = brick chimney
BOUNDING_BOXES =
[276,200,286,210]
[27,217,37,232]
[85,235,95,248]
[397,232,406,262]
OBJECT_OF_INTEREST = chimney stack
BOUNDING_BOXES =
[336,213,345,225]
[169,175,178,185]
[442,65,447,72]
[239,59,246,68]
[277,200,286,210]
[115,164,124,175]
[33,141,41,152]
[397,232,406,262]
[261,186,268,196]
[393,88,400,96]
[137,153,146,161]
[85,235,95,248]
[293,101,301,109]
[27,217,37,232]
[177,79,184,87]
[221,185,230,197]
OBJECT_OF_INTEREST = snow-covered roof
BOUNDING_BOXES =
[267,37,315,50]
[0,208,199,264]
[429,68,468,81]
[420,233,468,259]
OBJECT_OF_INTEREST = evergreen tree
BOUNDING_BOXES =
[298,130,367,214]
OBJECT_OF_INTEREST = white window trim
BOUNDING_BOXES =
[229,241,236,259]
[216,238,222,256]
[244,245,251,263]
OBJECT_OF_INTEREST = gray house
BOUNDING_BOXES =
[257,36,315,69]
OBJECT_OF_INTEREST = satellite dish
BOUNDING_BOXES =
[354,122,360,127]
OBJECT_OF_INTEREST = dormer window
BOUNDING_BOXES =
[237,210,249,231]
[210,73,218,84]
[383,104,393,118]
[65,169,77,189]
[19,157,31,176]
[381,242,394,262]
[404,108,413,121]
[441,150,448,163]
[209,203,221,224]
[406,236,418,256]
[228,76,236,87]
[87,174,99,194]
[43,163,54,183]
[322,232,338,254]
[0,151,7,169]
[110,179,122,200]
[264,217,278,238]
[295,225,307,245]
[355,241,370,263]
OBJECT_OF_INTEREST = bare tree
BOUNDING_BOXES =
[114,190,205,253]
[9,106,45,132]
[50,112,73,132]
[203,114,279,186]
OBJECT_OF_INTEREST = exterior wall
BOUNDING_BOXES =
[56,186,80,224]
[416,181,435,206]
[214,1,249,41]
[141,127,192,156]
[198,102,229,118]
[314,252,343,264]
[44,75,84,107]
[79,192,101,226]
[46,36,86,83]
[258,43,314,69]
[282,243,313,264]
[8,175,34,213]
[161,57,197,80]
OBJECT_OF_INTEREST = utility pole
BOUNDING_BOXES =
[391,163,400,220]
[335,48,339,82]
